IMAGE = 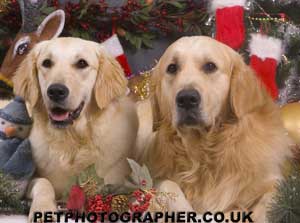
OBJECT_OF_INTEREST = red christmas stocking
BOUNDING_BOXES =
[102,34,132,77]
[211,0,246,49]
[249,33,282,99]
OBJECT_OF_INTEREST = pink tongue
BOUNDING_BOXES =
[50,112,70,121]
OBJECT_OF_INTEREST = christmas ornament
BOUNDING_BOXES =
[0,96,35,213]
[211,0,246,49]
[0,96,34,179]
[128,70,153,101]
[63,159,176,216]
[86,194,112,219]
[66,185,85,213]
[249,33,282,99]
[111,195,129,214]
[280,102,300,144]
[102,34,132,77]
[0,0,9,13]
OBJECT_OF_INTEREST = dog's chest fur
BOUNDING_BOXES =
[147,113,290,213]
[28,102,137,198]
[29,115,97,195]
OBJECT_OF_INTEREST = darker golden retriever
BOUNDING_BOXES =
[141,36,291,222]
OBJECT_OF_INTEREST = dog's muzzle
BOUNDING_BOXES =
[49,101,85,128]
[176,89,201,126]
[47,83,69,103]
[46,83,85,128]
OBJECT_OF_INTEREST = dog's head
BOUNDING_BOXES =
[13,37,127,128]
[152,36,270,130]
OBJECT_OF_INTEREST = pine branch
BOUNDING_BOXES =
[267,164,300,223]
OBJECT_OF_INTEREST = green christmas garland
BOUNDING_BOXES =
[268,163,300,222]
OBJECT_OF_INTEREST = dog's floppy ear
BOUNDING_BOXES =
[229,54,271,119]
[150,63,164,131]
[94,48,128,109]
[13,44,41,108]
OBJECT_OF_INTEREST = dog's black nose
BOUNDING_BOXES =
[176,89,200,110]
[47,84,69,102]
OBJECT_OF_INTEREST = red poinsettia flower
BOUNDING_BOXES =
[66,185,86,212]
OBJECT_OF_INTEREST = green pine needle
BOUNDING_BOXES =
[268,164,300,223]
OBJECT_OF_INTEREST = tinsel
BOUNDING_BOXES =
[129,71,152,101]
[267,163,300,223]
[277,24,300,103]
[278,68,300,105]
[0,0,9,13]
[276,0,300,5]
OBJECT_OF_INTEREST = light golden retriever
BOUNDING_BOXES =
[13,37,138,222]
[140,36,291,222]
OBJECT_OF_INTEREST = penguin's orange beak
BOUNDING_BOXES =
[4,126,16,137]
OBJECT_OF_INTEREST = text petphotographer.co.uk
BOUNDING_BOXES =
[34,211,254,223]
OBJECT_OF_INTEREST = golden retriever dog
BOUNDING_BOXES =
[141,36,291,222]
[13,37,138,222]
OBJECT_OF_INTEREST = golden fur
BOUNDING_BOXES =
[13,38,138,222]
[142,36,291,222]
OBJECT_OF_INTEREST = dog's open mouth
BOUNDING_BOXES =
[49,102,84,128]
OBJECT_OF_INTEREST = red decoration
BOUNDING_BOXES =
[86,194,112,219]
[102,34,132,77]
[129,189,152,213]
[250,56,278,98]
[212,0,246,49]
[249,33,282,99]
[66,185,86,213]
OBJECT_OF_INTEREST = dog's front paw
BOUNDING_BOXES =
[28,198,57,223]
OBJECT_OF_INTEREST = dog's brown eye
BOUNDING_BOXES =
[167,63,178,74]
[202,62,217,73]
[76,59,89,69]
[42,59,53,68]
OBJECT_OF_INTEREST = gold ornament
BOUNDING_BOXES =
[148,191,177,212]
[128,70,153,101]
[111,195,129,214]
[80,177,98,198]
[0,0,9,13]
[280,102,300,144]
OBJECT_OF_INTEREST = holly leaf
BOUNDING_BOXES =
[70,29,81,38]
[167,1,184,9]
[142,38,153,48]
[78,164,101,185]
[80,31,91,40]
[135,37,142,49]
[78,2,92,19]
[62,175,78,201]
[126,159,153,189]
[142,164,153,188]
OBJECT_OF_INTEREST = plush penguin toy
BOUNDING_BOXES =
[0,96,35,198]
